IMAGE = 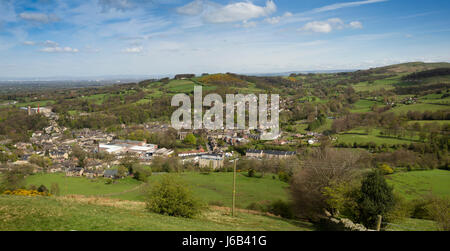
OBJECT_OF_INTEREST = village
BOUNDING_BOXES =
[0,104,323,180]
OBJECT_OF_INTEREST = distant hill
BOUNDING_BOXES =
[366,62,450,74]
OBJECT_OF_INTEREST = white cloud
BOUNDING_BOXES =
[23,41,36,46]
[202,0,277,23]
[99,0,134,12]
[300,21,333,33]
[311,0,388,13]
[122,46,143,53]
[300,19,363,33]
[19,12,60,23]
[349,21,363,29]
[236,20,258,28]
[44,40,59,47]
[176,0,205,16]
[265,12,293,24]
[40,47,79,53]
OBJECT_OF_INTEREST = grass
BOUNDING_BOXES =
[385,218,439,231]
[13,100,55,108]
[386,170,450,201]
[337,128,418,146]
[350,99,384,113]
[389,103,449,114]
[352,76,399,92]
[26,173,142,197]
[25,172,291,209]
[406,120,450,126]
[136,172,290,208]
[0,195,314,231]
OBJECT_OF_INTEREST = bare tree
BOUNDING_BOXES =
[291,148,363,221]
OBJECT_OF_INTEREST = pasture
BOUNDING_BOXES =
[0,195,313,231]
[25,172,292,209]
[386,169,450,201]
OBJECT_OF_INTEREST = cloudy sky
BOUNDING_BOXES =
[1,0,450,78]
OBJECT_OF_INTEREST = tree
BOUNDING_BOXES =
[117,166,128,178]
[426,196,450,231]
[146,175,202,218]
[29,155,52,169]
[0,168,26,191]
[50,183,60,196]
[357,171,396,228]
[291,148,362,221]
[38,184,49,194]
[120,153,139,173]
[183,133,197,145]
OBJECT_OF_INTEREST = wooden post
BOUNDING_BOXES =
[376,215,382,231]
[232,159,237,217]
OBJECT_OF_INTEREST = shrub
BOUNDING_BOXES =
[426,196,450,231]
[385,193,412,222]
[357,171,396,228]
[50,183,60,196]
[247,169,255,178]
[38,185,49,194]
[246,201,267,212]
[3,189,50,196]
[378,164,394,175]
[146,175,202,218]
[278,171,290,183]
[133,166,152,182]
[267,200,295,219]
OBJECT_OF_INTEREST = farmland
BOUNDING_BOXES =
[0,195,313,231]
[25,172,291,208]
[387,170,450,201]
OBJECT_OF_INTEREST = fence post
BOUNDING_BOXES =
[376,215,382,231]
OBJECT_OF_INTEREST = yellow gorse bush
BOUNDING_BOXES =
[2,189,51,197]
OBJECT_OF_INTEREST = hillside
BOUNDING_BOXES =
[0,195,314,231]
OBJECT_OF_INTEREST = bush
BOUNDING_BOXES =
[357,171,396,228]
[38,185,49,194]
[146,175,202,218]
[133,166,152,182]
[378,164,394,175]
[50,183,60,196]
[385,193,412,222]
[426,196,450,231]
[246,201,267,212]
[278,171,290,183]
[267,200,295,219]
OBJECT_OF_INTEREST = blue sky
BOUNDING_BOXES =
[0,0,450,78]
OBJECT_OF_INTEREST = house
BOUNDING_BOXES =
[246,150,296,159]
[66,167,84,177]
[199,154,224,170]
[104,169,119,179]
[154,148,174,157]
[49,151,69,160]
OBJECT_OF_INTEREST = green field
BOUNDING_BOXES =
[390,103,449,114]
[0,195,313,231]
[26,173,142,197]
[386,170,450,201]
[337,128,418,146]
[406,120,450,126]
[25,172,291,209]
[350,99,380,113]
[385,218,438,231]
[352,76,399,92]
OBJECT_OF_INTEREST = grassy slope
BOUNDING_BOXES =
[26,173,142,197]
[25,172,291,209]
[336,128,419,146]
[386,170,450,201]
[0,195,313,231]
